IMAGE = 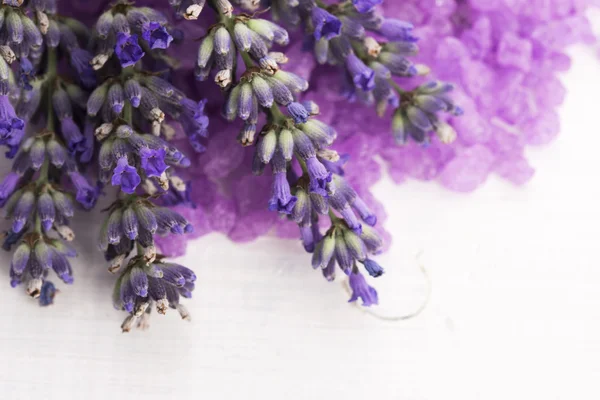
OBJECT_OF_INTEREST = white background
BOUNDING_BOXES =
[1,21,600,400]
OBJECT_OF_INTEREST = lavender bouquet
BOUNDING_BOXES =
[0,0,596,331]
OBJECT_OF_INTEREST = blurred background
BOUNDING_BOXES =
[0,9,599,400]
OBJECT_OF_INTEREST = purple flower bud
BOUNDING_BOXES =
[96,11,113,39]
[291,128,316,160]
[348,271,378,306]
[115,33,145,68]
[287,102,310,124]
[147,276,167,302]
[37,192,55,232]
[51,250,74,285]
[346,53,375,91]
[300,224,315,253]
[153,207,191,235]
[362,259,384,278]
[60,118,84,151]
[47,20,61,47]
[238,83,255,121]
[291,188,309,223]
[51,190,74,219]
[248,30,268,60]
[130,267,149,297]
[111,157,141,194]
[140,147,168,178]
[322,258,336,281]
[214,26,231,55]
[12,191,35,233]
[406,106,433,132]
[18,58,35,91]
[379,19,417,42]
[108,83,125,114]
[68,171,98,209]
[310,192,329,215]
[106,208,123,246]
[268,171,297,214]
[311,7,342,41]
[87,84,108,117]
[141,22,173,50]
[306,157,332,196]
[80,120,96,164]
[352,0,383,13]
[10,243,30,276]
[122,207,139,240]
[272,70,309,93]
[124,79,142,108]
[119,279,136,313]
[52,88,73,120]
[233,22,252,51]
[0,95,25,140]
[251,76,274,108]
[22,15,42,48]
[29,139,46,170]
[112,13,130,34]
[159,265,186,287]
[70,48,96,89]
[39,281,58,306]
[379,52,416,76]
[134,205,158,234]
[414,94,447,113]
[330,192,362,234]
[6,11,24,44]
[0,172,20,205]
[268,78,294,106]
[352,196,377,226]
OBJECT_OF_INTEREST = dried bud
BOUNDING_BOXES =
[156,298,169,315]
[56,226,75,242]
[94,123,114,141]
[108,254,126,274]
[215,69,232,88]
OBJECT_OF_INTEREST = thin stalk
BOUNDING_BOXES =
[269,103,287,124]
[389,79,405,96]
[123,102,133,125]
[46,48,57,132]
[240,51,255,69]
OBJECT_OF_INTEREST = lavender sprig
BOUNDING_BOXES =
[266,0,463,145]
[89,1,207,330]
[187,0,384,305]
[0,0,106,305]
[1,42,96,301]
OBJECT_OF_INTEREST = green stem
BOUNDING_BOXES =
[46,48,57,132]
[34,215,42,234]
[36,159,50,184]
[296,155,308,175]
[240,51,255,69]
[389,79,405,96]
[136,242,144,256]
[328,210,340,225]
[123,102,133,125]
[47,47,57,78]
[269,103,287,124]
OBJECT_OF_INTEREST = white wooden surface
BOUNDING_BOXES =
[1,42,600,400]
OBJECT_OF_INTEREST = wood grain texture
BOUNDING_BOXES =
[0,41,599,400]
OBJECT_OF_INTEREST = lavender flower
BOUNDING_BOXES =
[311,7,342,41]
[348,271,378,306]
[115,33,145,68]
[352,0,383,13]
[0,95,25,144]
[111,157,141,194]
[141,22,173,50]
